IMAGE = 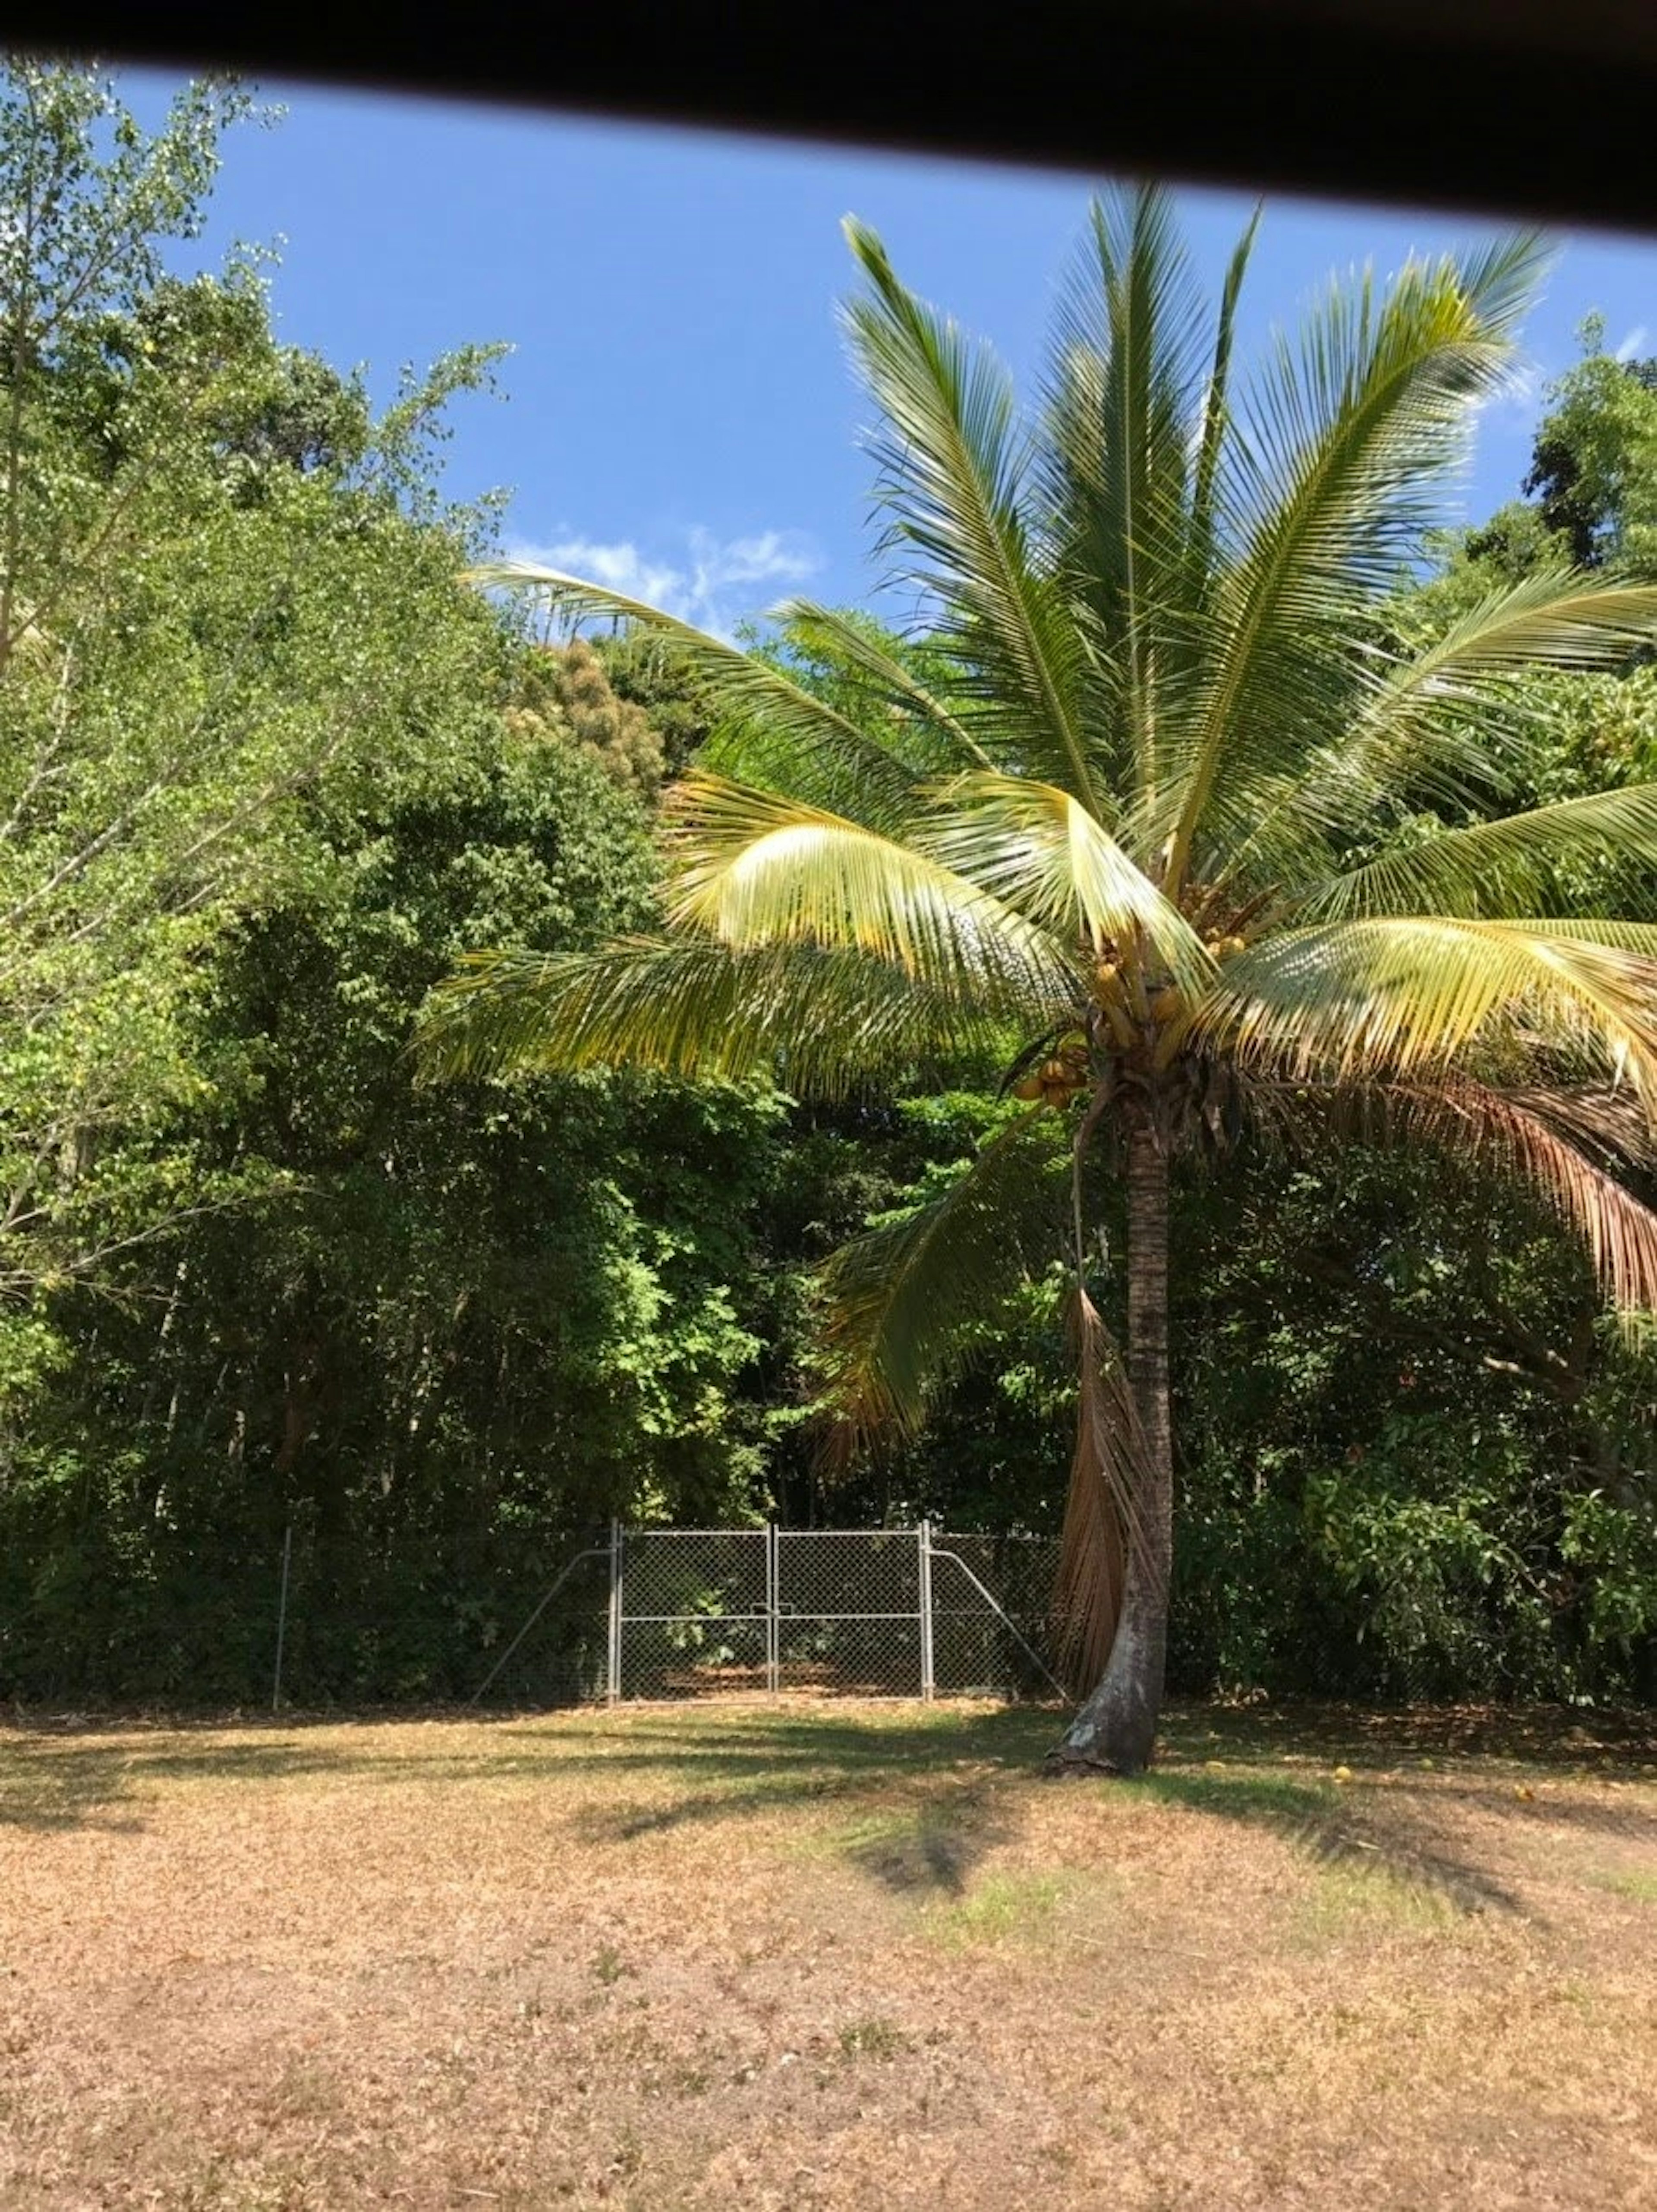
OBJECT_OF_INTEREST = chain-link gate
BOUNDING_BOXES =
[610,1527,771,1699]
[568,1522,1062,1703]
[775,1528,926,1695]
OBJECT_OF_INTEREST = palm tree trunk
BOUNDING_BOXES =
[1049,1115,1173,1775]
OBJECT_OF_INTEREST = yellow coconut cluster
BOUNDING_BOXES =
[1013,933,1250,1108]
[1011,1034,1090,1106]
[1092,958,1182,1037]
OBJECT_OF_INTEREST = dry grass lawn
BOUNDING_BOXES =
[2,1697,1656,2209]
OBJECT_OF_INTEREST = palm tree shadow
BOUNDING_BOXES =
[838,1786,1014,1897]
[1132,1768,1522,1916]
[565,1707,1043,1893]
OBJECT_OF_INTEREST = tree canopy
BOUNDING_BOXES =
[0,65,1654,1721]
[424,190,1657,1768]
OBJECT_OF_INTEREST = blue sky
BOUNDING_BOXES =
[135,71,1657,636]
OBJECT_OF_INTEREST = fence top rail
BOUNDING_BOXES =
[776,1528,921,1540]
[621,1526,770,1539]
[617,1523,1057,1540]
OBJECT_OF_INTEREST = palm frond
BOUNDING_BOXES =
[915,770,1217,991]
[1354,572,1657,779]
[415,936,1010,1098]
[467,558,919,821]
[1238,573,1657,874]
[1350,1080,1657,1321]
[841,217,1101,811]
[1199,916,1657,1100]
[1497,1081,1657,1163]
[1188,203,1263,595]
[1040,184,1212,802]
[1157,233,1551,892]
[1296,783,1657,921]
[1051,1286,1154,1695]
[765,598,994,770]
[816,1108,1066,1441]
[663,770,1080,1011]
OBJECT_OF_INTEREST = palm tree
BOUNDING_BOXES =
[422,188,1657,1773]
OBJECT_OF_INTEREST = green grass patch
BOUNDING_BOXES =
[837,2014,911,2061]
[1589,1867,1657,1905]
[923,1870,1083,1950]
[1128,1767,1341,1824]
[1300,1858,1458,1939]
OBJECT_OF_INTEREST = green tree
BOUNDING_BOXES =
[0,60,503,1313]
[1524,317,1657,571]
[1167,1141,1657,1702]
[0,59,792,1705]
[0,639,787,1702]
[593,627,718,785]
[424,188,1657,1773]
[1411,315,1657,602]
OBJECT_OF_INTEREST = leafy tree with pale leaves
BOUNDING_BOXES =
[0,59,503,1311]
[422,189,1657,1773]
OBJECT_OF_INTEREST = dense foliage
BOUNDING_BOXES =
[0,65,1651,1709]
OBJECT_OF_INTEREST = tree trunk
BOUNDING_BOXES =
[1049,1115,1173,1776]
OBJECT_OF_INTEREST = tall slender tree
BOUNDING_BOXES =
[423,189,1657,1771]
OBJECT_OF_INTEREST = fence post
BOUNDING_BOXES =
[271,1522,293,1715]
[606,1519,623,1703]
[766,1523,779,1694]
[919,1518,936,1702]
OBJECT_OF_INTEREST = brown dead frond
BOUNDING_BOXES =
[1051,1288,1156,1696]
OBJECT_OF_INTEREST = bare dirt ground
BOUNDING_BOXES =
[1,1697,1655,2209]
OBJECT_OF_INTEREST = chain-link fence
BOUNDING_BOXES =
[465,1522,1065,1706]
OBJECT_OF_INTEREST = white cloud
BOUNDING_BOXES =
[1616,325,1651,363]
[505,524,819,641]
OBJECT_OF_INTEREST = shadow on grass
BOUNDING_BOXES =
[825,1787,1017,1899]
[561,1708,1044,1882]
[2,1699,1652,1920]
[1126,1769,1522,1916]
[1177,1699,1657,1773]
[562,1718,1534,1916]
[0,1703,1056,1838]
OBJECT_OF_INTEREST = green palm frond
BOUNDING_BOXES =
[1237,573,1657,871]
[1352,572,1657,789]
[915,770,1217,991]
[764,598,992,770]
[1040,183,1213,801]
[817,1107,1066,1441]
[841,216,1102,811]
[1199,916,1657,1097]
[662,770,1080,1011]
[1188,203,1263,599]
[416,936,1010,1097]
[1297,783,1657,920]
[467,558,919,821]
[1157,234,1551,892]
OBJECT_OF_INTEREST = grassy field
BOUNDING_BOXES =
[2,1699,1655,2209]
